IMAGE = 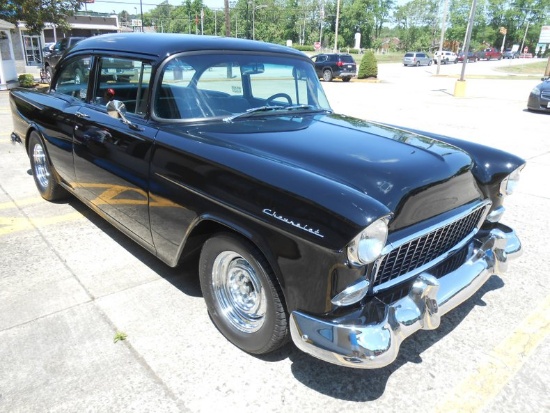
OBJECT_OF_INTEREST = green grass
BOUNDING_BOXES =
[493,60,548,75]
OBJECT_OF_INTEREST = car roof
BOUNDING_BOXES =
[69,33,307,62]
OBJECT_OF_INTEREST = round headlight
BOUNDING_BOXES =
[347,217,389,266]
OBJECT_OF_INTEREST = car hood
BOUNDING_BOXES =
[159,113,482,243]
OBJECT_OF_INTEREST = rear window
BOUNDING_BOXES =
[340,55,355,63]
[405,53,413,57]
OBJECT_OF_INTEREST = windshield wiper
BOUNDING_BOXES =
[224,106,285,122]
[224,104,329,122]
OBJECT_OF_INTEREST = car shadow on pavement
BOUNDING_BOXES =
[285,275,505,401]
[67,198,203,298]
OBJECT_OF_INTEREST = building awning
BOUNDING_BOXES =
[0,19,16,30]
[70,23,118,30]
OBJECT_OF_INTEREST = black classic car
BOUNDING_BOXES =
[10,33,525,369]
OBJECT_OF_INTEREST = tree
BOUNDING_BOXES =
[393,0,439,51]
[0,0,84,34]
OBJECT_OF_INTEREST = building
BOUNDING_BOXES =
[7,13,123,81]
[0,19,17,90]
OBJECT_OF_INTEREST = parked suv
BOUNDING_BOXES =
[313,53,356,82]
[403,52,432,66]
[433,50,458,64]
[43,37,86,83]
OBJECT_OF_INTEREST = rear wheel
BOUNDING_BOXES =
[199,233,289,354]
[323,69,333,82]
[28,131,66,201]
[342,77,351,82]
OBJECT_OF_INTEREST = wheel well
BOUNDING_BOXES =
[25,128,39,154]
[178,220,284,289]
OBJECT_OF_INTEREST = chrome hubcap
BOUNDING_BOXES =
[212,251,266,333]
[33,143,50,189]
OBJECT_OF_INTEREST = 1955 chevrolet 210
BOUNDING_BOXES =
[10,33,525,369]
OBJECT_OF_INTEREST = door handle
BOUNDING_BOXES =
[76,111,89,118]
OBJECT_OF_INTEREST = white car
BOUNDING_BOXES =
[433,51,458,64]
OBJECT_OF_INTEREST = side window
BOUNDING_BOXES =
[54,56,92,100]
[53,40,62,52]
[93,57,152,116]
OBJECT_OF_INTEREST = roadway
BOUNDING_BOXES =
[0,59,549,412]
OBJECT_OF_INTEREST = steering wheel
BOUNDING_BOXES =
[266,93,292,106]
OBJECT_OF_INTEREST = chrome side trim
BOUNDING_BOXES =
[290,223,521,369]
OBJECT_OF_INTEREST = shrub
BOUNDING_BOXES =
[358,50,378,79]
[293,45,315,52]
[18,74,35,88]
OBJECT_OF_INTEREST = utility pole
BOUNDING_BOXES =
[436,0,449,75]
[333,0,340,52]
[224,0,230,37]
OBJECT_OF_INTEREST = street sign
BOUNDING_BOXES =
[539,26,550,44]
[314,42,321,50]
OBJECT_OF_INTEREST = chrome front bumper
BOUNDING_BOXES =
[290,223,521,369]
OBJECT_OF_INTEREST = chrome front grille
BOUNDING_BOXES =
[372,203,488,289]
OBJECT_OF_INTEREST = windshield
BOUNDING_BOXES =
[154,53,331,121]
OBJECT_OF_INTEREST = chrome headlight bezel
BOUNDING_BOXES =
[347,216,390,266]
[499,166,523,197]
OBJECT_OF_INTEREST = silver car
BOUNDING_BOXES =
[403,52,432,67]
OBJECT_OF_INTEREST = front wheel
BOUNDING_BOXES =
[199,233,289,354]
[46,66,53,84]
[28,131,66,201]
[323,69,333,82]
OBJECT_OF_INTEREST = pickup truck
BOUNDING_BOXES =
[476,47,503,60]
[43,37,86,83]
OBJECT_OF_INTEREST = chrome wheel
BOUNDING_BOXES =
[28,131,66,201]
[211,251,267,333]
[32,142,51,190]
[199,233,288,354]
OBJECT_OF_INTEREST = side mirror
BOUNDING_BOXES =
[106,100,126,118]
[106,100,142,131]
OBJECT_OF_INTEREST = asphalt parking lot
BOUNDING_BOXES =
[1,61,549,412]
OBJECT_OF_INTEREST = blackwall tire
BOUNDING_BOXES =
[28,131,66,201]
[199,233,289,355]
[323,69,333,82]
